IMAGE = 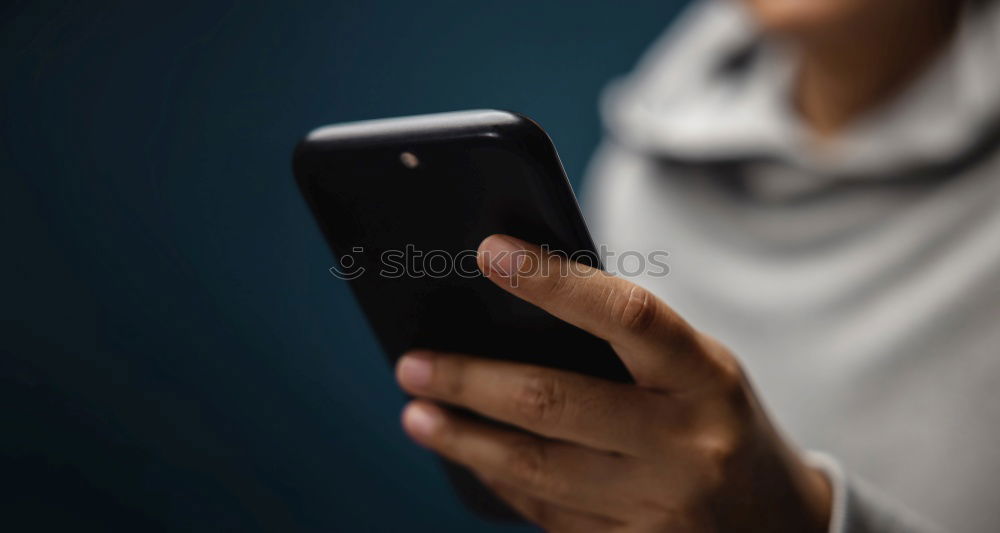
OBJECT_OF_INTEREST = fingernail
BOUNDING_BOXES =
[403,403,442,439]
[480,235,527,278]
[397,353,433,389]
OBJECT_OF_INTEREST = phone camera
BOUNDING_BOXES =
[400,151,419,169]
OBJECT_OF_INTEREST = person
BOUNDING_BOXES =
[395,0,1000,530]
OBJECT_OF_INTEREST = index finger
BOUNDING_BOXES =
[396,350,668,455]
[476,234,719,390]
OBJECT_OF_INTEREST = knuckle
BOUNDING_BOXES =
[541,262,572,298]
[514,372,566,425]
[505,438,550,489]
[513,250,545,285]
[435,357,466,399]
[525,499,558,530]
[614,284,658,335]
[696,428,746,489]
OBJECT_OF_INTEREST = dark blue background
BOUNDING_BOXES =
[2,1,686,530]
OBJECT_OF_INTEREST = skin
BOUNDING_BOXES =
[742,0,962,136]
[397,235,830,532]
[395,2,966,529]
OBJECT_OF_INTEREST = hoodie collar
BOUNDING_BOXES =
[602,0,1000,180]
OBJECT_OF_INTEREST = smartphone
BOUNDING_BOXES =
[292,109,631,522]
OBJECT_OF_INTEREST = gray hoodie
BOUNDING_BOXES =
[585,1,1000,531]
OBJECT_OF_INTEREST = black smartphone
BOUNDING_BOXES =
[292,109,631,522]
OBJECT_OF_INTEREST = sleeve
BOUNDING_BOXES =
[578,140,645,250]
[805,452,947,533]
[580,141,951,533]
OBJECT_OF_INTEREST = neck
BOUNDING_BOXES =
[793,2,962,138]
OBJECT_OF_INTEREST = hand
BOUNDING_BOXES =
[395,235,831,532]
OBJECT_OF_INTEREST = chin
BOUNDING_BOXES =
[737,0,873,39]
